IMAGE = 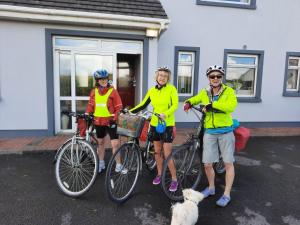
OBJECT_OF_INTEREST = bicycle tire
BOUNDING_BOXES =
[213,157,225,174]
[161,143,202,201]
[55,139,98,197]
[105,142,140,203]
[144,141,156,171]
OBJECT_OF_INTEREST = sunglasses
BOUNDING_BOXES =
[209,75,223,79]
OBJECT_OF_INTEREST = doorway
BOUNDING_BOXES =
[117,54,141,109]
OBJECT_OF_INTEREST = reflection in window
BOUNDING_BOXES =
[75,54,113,96]
[177,52,195,95]
[59,53,71,96]
[76,100,88,114]
[55,38,98,48]
[60,100,72,130]
[226,54,258,97]
[286,57,300,91]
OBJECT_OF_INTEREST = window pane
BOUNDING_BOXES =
[101,41,142,53]
[178,65,192,94]
[228,56,256,65]
[286,69,298,90]
[55,38,98,48]
[226,67,255,96]
[179,53,192,63]
[76,100,89,114]
[59,53,71,96]
[289,58,299,67]
[60,100,72,130]
[75,55,113,96]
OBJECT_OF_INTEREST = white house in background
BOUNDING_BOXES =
[0,0,299,137]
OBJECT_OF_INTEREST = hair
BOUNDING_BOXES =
[155,69,171,82]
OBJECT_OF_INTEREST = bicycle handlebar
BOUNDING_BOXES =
[63,111,94,121]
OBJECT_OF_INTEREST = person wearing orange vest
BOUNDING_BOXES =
[86,69,125,173]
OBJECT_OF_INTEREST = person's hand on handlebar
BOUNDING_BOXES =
[183,101,192,112]
[202,103,212,113]
[159,113,166,120]
[120,107,129,114]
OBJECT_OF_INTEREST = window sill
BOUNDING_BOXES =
[237,97,261,103]
[196,0,256,9]
[283,92,300,97]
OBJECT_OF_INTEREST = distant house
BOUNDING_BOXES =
[0,0,299,137]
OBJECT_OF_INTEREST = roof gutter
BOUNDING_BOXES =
[0,5,170,36]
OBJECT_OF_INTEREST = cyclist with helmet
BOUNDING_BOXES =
[86,69,125,173]
[129,67,179,192]
[184,65,237,207]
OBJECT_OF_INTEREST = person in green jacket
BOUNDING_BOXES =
[130,67,179,192]
[184,65,237,207]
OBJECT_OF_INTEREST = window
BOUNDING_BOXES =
[283,52,300,97]
[224,50,264,102]
[196,0,256,9]
[174,46,200,101]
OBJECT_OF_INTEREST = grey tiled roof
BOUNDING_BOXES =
[0,0,168,19]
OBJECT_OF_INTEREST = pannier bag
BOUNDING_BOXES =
[139,120,150,142]
[117,113,146,138]
[78,118,87,137]
[234,126,250,152]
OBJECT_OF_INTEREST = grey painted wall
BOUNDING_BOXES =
[158,0,300,123]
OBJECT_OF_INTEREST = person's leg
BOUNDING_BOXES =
[111,139,121,164]
[154,140,163,176]
[95,126,107,172]
[204,163,215,189]
[224,163,235,197]
[163,142,176,181]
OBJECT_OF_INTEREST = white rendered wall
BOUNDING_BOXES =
[159,0,300,123]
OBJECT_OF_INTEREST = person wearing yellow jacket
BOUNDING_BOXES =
[130,67,179,192]
[184,65,237,207]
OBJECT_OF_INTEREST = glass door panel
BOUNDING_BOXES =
[59,53,71,96]
[60,100,72,130]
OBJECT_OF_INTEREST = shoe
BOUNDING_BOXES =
[152,175,161,185]
[201,187,215,198]
[115,164,128,174]
[98,161,105,173]
[216,195,231,207]
[169,180,178,192]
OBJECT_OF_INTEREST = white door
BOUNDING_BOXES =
[54,50,115,133]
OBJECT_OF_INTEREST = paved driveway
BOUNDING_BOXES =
[0,136,299,225]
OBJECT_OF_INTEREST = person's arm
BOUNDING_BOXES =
[163,86,179,118]
[185,89,206,105]
[212,87,237,113]
[130,89,151,114]
[111,89,123,121]
[86,89,95,114]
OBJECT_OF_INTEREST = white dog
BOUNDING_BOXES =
[170,189,204,225]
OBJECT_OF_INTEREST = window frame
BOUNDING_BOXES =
[283,52,300,97]
[196,0,256,9]
[173,46,200,102]
[223,49,264,102]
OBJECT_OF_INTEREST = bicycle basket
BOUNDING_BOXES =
[117,113,146,138]
[78,118,87,137]
[139,120,150,142]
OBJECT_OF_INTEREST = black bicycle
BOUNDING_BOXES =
[105,111,158,203]
[161,105,225,201]
[54,112,99,197]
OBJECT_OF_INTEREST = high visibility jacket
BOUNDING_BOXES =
[94,88,113,117]
[130,84,178,126]
[186,84,237,129]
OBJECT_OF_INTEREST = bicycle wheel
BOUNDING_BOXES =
[161,143,202,201]
[105,142,140,203]
[55,139,98,197]
[213,157,225,174]
[144,141,156,171]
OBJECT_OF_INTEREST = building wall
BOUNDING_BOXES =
[158,0,300,123]
[0,20,152,136]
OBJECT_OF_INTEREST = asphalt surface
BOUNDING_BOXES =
[0,136,300,225]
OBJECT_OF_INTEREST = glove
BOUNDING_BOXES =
[120,108,129,114]
[204,103,213,112]
[109,120,117,129]
[183,102,192,112]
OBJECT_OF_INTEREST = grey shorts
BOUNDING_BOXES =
[202,131,235,164]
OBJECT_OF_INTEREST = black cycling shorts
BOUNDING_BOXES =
[150,126,174,143]
[95,125,118,140]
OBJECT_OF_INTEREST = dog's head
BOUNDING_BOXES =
[182,189,204,204]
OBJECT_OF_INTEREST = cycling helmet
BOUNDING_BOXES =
[93,69,109,79]
[156,120,166,134]
[157,66,171,73]
[206,65,225,76]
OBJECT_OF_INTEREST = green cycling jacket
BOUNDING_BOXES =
[130,84,178,126]
[186,84,237,129]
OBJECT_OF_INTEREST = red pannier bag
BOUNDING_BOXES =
[78,118,87,137]
[234,126,250,152]
[139,120,150,142]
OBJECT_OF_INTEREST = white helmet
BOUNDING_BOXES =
[206,65,225,76]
